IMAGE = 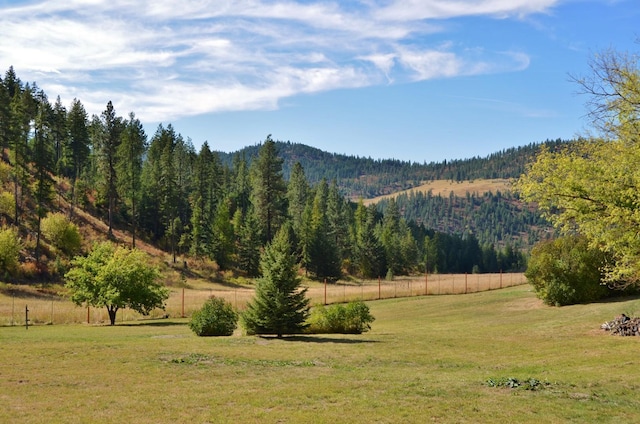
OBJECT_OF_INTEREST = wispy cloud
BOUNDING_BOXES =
[0,0,560,121]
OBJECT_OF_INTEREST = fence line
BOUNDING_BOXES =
[0,273,526,326]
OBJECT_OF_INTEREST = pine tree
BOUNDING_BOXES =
[94,101,123,237]
[116,112,147,247]
[242,225,309,337]
[32,90,55,260]
[65,99,90,216]
[250,135,287,243]
[236,207,261,277]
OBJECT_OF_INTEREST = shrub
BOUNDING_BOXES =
[0,227,21,277]
[41,213,82,257]
[525,235,610,306]
[189,296,238,336]
[306,300,375,334]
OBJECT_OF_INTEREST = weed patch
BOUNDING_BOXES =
[166,352,318,368]
[485,376,553,391]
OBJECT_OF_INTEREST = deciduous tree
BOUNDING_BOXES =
[65,242,169,325]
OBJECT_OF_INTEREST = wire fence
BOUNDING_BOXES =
[0,272,527,326]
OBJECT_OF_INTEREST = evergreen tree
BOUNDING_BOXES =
[190,142,221,258]
[287,162,309,237]
[65,99,90,216]
[51,95,68,175]
[9,82,35,224]
[307,179,341,280]
[116,112,147,247]
[250,135,287,243]
[32,90,55,259]
[242,225,309,338]
[94,101,123,237]
[353,202,385,278]
[236,207,261,277]
[211,197,234,270]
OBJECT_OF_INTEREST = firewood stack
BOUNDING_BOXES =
[601,314,640,336]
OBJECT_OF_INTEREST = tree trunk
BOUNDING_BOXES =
[107,306,118,326]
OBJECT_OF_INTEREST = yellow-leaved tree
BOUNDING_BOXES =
[517,45,640,287]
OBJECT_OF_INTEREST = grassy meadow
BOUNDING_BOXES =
[1,284,639,423]
[361,179,511,206]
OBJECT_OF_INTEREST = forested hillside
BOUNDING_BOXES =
[221,140,560,249]
[218,138,571,199]
[0,66,536,287]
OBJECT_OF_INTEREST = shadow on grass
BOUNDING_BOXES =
[119,320,187,327]
[264,335,379,344]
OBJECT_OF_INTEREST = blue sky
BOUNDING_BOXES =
[1,0,638,162]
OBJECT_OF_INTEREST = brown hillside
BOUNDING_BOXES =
[361,178,512,206]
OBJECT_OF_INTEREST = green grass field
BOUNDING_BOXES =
[1,285,639,423]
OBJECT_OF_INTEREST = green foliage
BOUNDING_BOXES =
[189,296,238,336]
[518,46,640,287]
[0,191,15,220]
[242,226,309,337]
[0,227,21,276]
[525,235,610,306]
[65,242,169,325]
[306,300,374,334]
[41,212,82,256]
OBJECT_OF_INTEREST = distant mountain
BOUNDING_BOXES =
[217,138,571,200]
[218,138,568,249]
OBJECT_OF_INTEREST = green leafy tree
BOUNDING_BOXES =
[0,226,21,276]
[242,226,309,337]
[517,45,640,287]
[65,242,169,325]
[41,212,82,257]
[526,235,610,306]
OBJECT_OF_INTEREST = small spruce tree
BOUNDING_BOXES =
[242,225,309,338]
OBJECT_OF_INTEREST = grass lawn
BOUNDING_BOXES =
[1,285,639,423]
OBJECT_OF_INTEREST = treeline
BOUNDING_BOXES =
[218,139,572,199]
[0,66,525,282]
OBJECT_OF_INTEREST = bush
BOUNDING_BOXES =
[0,227,21,277]
[189,296,238,336]
[525,235,610,306]
[306,300,375,334]
[41,213,82,256]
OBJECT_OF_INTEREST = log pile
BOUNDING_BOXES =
[601,314,640,336]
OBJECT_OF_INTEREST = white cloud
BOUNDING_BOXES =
[0,0,557,121]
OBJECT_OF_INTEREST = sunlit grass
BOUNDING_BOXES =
[1,285,639,423]
[0,273,525,325]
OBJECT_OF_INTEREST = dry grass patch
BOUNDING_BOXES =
[361,178,512,205]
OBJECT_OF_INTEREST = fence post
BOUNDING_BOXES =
[378,276,381,300]
[87,306,90,324]
[324,279,327,305]
[425,272,428,296]
[500,270,503,289]
[465,273,468,294]
[25,305,29,330]
[181,288,185,318]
